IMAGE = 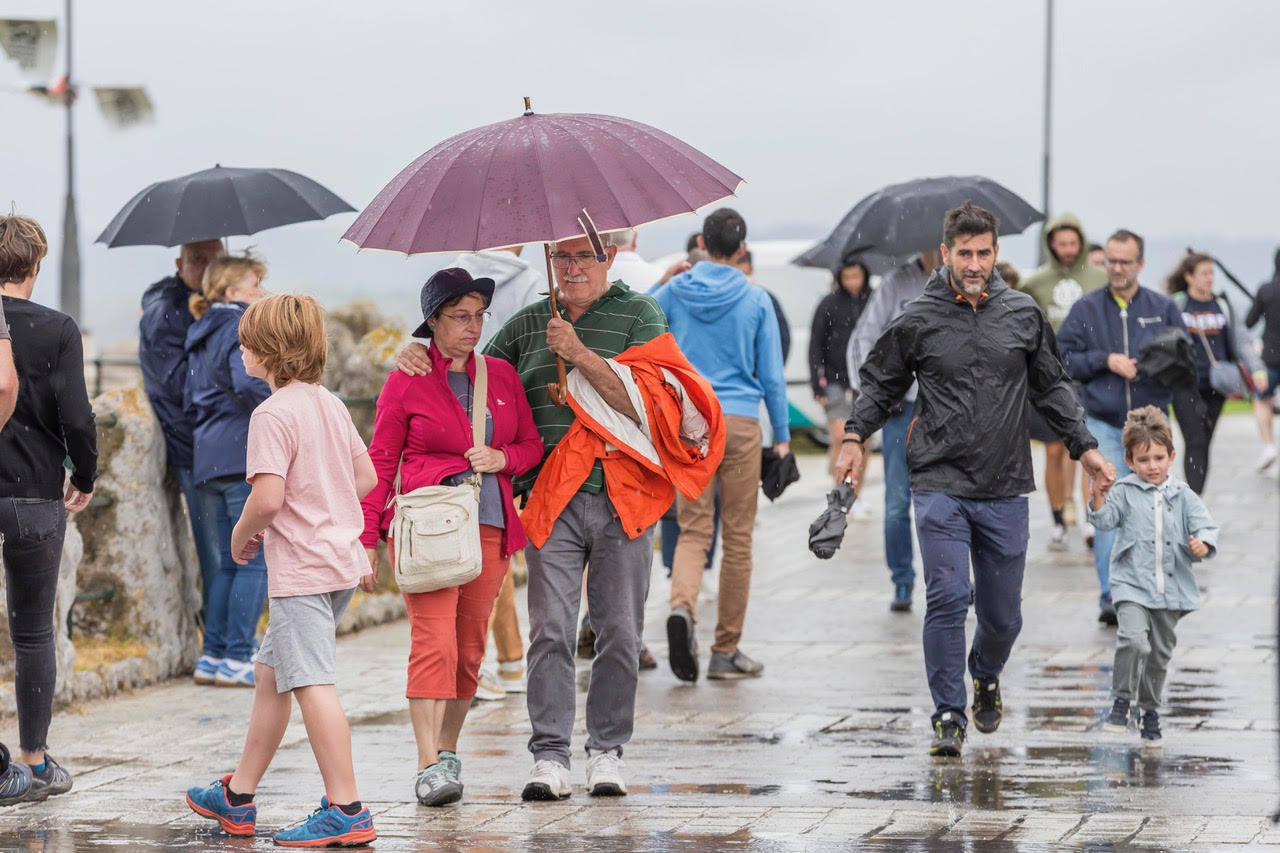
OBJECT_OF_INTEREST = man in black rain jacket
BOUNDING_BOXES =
[836,203,1114,758]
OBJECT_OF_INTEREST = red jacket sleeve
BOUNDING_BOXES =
[490,358,544,477]
[360,370,409,548]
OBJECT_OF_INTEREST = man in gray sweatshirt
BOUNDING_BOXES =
[845,251,939,612]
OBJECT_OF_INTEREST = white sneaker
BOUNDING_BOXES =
[497,660,527,693]
[1258,444,1278,472]
[473,664,506,701]
[1047,523,1068,551]
[848,498,871,521]
[585,749,627,797]
[521,759,571,801]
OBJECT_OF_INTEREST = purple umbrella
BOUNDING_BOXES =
[343,99,742,255]
[344,99,742,402]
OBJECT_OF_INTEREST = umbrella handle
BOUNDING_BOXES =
[543,244,570,406]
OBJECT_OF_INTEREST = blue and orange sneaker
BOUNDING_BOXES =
[274,797,376,848]
[185,774,256,836]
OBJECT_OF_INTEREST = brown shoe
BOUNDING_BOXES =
[638,645,657,671]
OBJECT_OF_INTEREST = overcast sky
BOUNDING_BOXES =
[3,0,1278,345]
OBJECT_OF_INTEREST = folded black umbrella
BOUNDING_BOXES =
[96,165,354,248]
[760,448,800,501]
[1138,327,1196,391]
[809,483,857,559]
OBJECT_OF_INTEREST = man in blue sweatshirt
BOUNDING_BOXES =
[655,208,789,683]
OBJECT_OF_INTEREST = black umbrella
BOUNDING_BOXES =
[96,165,355,248]
[794,175,1044,273]
[808,483,857,560]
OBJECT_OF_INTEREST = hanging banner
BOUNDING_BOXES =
[93,87,154,129]
[0,19,58,81]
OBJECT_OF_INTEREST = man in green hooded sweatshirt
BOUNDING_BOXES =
[1020,214,1109,550]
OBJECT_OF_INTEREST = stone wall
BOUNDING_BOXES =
[0,303,411,716]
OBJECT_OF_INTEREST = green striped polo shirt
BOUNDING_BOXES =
[484,281,668,495]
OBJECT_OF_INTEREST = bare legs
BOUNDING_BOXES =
[228,663,359,804]
[410,697,472,771]
[1043,441,1076,516]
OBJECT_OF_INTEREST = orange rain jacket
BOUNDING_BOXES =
[521,333,725,547]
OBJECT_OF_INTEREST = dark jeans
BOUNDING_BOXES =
[882,402,915,587]
[1171,386,1226,495]
[172,465,223,614]
[913,492,1029,726]
[0,497,67,753]
[196,476,268,661]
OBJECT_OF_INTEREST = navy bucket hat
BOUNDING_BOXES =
[412,267,495,338]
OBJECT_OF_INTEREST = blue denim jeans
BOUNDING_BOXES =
[914,492,1029,725]
[172,465,223,613]
[1085,417,1132,606]
[881,402,915,587]
[197,476,268,661]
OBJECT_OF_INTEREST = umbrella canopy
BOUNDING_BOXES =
[793,175,1043,273]
[808,483,857,560]
[342,103,742,255]
[96,165,355,248]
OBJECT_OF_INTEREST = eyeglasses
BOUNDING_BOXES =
[1104,257,1139,267]
[441,310,492,327]
[549,252,601,271]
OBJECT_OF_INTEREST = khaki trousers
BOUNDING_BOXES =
[669,415,762,654]
[488,565,524,665]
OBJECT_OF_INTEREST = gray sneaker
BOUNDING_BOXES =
[437,750,462,788]
[414,762,462,807]
[0,746,32,806]
[25,754,72,802]
[706,649,764,680]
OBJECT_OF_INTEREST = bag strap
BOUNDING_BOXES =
[1193,326,1219,366]
[471,353,488,449]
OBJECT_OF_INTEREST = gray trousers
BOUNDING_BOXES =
[525,490,654,766]
[1112,601,1184,710]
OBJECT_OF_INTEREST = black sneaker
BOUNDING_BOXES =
[576,620,596,660]
[1098,598,1118,627]
[1140,709,1162,748]
[0,745,32,806]
[890,583,912,612]
[25,754,72,802]
[1103,697,1131,733]
[929,711,966,757]
[666,606,699,682]
[971,678,1003,733]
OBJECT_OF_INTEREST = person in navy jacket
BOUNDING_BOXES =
[183,252,272,687]
[138,239,225,639]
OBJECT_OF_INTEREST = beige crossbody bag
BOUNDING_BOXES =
[389,356,487,594]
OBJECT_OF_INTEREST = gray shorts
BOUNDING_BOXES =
[255,588,355,693]
[822,383,855,421]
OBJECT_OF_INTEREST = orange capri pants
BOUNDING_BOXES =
[402,525,509,699]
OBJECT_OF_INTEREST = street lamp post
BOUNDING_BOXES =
[59,0,80,325]
[1039,0,1053,264]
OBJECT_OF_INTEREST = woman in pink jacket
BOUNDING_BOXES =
[361,268,542,807]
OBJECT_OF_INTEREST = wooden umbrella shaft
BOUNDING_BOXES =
[543,244,569,406]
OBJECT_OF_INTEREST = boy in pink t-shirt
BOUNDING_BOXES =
[184,294,378,848]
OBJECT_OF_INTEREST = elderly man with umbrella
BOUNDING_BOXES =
[355,101,736,800]
[835,202,1115,758]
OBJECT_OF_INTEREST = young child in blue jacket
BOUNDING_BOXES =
[1087,405,1218,748]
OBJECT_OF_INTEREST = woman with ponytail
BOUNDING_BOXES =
[184,252,272,686]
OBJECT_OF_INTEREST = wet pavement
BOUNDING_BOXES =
[1,415,1278,849]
